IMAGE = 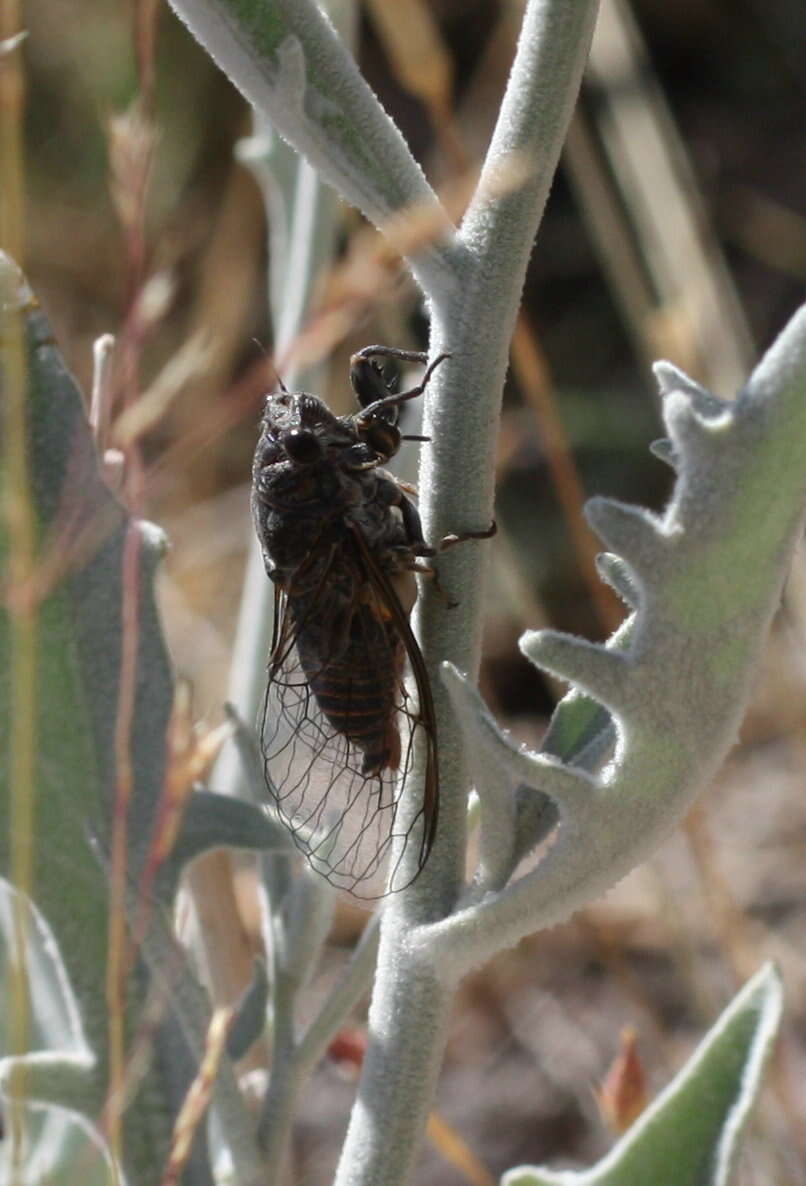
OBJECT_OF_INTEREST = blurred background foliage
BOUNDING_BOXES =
[13,0,806,1182]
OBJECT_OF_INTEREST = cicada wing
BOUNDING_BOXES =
[348,527,439,883]
[259,535,438,898]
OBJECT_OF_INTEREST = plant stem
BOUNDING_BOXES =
[333,4,599,1184]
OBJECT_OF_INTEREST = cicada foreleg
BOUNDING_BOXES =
[352,348,450,424]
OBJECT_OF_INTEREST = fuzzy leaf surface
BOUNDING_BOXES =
[0,256,214,1183]
[502,964,782,1186]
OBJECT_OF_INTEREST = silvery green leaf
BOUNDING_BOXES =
[502,964,782,1186]
[0,255,215,1184]
[413,303,806,986]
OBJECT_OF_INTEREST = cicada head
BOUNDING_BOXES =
[257,391,355,469]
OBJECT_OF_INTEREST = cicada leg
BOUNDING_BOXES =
[353,349,451,423]
[437,521,498,551]
[411,523,498,608]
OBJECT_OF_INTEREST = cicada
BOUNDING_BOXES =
[251,346,448,897]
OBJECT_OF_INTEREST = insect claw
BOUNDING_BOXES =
[420,351,451,386]
[438,520,497,551]
[411,521,497,608]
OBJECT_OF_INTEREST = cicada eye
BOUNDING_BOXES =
[282,428,322,464]
[362,421,401,460]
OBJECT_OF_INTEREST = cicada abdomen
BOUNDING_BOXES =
[293,594,403,776]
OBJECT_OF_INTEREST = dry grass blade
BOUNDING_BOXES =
[149,681,233,869]
[160,1006,235,1186]
[581,0,753,391]
[112,331,218,448]
[107,100,159,259]
[132,0,161,104]
[511,314,623,637]
[363,0,468,172]
[426,1110,497,1186]
[283,156,529,374]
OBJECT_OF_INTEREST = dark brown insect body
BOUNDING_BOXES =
[251,347,445,895]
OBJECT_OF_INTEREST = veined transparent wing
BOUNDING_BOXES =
[259,530,438,898]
